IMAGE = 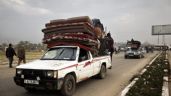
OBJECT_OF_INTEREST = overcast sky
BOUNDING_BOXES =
[0,0,171,45]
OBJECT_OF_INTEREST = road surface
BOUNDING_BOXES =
[0,52,158,96]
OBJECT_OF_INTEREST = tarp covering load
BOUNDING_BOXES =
[127,39,141,49]
[42,16,105,55]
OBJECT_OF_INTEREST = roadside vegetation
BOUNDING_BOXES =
[0,41,46,64]
[126,52,169,96]
[0,51,43,64]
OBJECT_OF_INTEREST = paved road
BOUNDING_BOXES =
[0,52,158,96]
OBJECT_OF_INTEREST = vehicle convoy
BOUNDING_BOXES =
[124,39,144,59]
[14,16,112,96]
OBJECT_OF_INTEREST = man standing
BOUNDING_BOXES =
[17,46,26,65]
[106,33,114,61]
[6,44,16,68]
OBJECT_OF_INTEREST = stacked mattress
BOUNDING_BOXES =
[42,16,104,53]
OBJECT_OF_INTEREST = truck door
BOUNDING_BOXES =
[77,48,93,81]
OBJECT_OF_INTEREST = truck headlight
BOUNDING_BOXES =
[17,69,22,75]
[46,70,58,78]
[47,71,54,77]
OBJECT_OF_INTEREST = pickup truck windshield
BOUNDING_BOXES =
[41,47,77,60]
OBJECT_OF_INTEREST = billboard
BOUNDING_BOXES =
[152,24,171,35]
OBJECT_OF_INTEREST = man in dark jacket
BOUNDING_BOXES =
[6,44,16,68]
[106,33,114,61]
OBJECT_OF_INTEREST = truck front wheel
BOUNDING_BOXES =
[61,74,76,96]
[125,55,128,59]
[98,65,106,79]
[25,87,36,92]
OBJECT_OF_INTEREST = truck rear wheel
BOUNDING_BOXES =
[98,65,106,79]
[61,74,76,96]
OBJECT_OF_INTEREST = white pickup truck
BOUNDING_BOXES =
[14,46,112,96]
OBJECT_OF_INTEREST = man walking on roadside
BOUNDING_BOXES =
[6,43,16,68]
[17,45,26,65]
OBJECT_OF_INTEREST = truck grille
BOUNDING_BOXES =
[22,69,45,79]
[128,53,134,55]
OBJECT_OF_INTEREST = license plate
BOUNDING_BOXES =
[24,80,39,85]
[129,54,134,56]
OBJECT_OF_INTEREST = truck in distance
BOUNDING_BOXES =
[125,39,144,59]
